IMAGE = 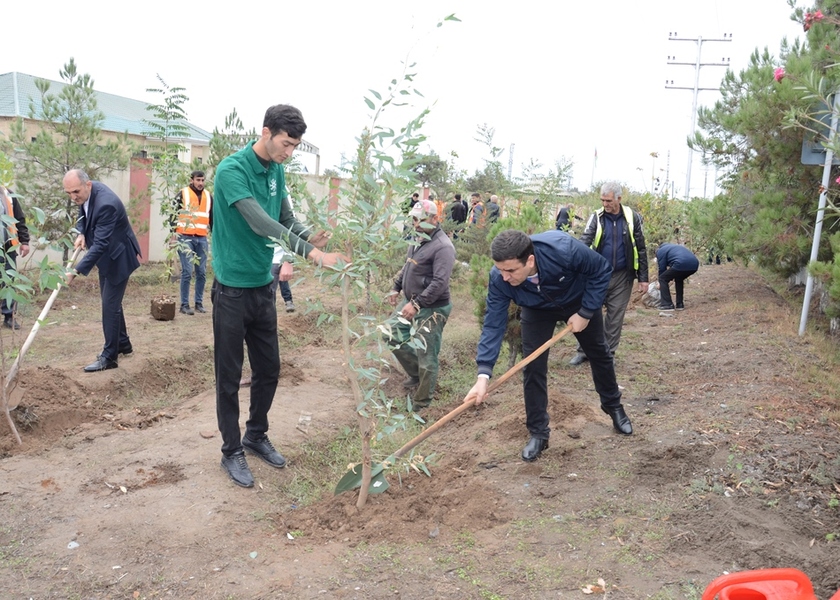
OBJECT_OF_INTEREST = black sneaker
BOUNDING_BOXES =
[180,305,194,315]
[675,303,685,311]
[195,304,206,313]
[659,303,675,311]
[243,435,287,468]
[221,451,254,487]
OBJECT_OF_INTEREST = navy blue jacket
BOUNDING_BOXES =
[476,230,612,376]
[656,243,699,275]
[75,181,141,284]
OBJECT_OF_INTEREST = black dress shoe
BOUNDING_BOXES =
[243,435,287,468]
[83,357,118,372]
[602,405,633,435]
[521,436,549,462]
[221,451,254,488]
[119,344,133,355]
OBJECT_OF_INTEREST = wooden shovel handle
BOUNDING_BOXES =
[392,323,574,461]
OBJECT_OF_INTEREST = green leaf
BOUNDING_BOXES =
[364,97,375,110]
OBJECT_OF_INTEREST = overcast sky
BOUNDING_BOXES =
[2,0,807,198]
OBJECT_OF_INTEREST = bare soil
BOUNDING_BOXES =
[1,263,839,600]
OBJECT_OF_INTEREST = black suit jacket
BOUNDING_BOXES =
[75,181,141,284]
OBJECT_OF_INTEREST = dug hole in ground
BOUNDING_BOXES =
[0,262,839,599]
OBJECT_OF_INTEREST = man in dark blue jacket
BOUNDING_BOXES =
[466,229,632,462]
[64,169,142,372]
[656,243,699,310]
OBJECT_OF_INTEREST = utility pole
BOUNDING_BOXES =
[666,32,732,200]
[507,143,515,180]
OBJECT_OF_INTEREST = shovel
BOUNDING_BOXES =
[4,247,81,410]
[335,323,575,495]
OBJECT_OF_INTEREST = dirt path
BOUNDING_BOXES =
[1,263,839,599]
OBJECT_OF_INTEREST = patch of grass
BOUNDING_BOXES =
[278,425,361,507]
[455,529,477,551]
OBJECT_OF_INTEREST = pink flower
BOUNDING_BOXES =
[835,176,840,185]
[815,10,824,20]
[774,67,786,82]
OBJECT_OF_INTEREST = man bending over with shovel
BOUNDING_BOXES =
[466,229,633,462]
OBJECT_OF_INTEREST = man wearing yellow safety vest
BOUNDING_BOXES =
[0,186,31,330]
[172,171,212,315]
[569,181,648,366]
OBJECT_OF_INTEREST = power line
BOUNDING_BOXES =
[665,32,732,200]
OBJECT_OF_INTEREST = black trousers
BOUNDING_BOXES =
[659,268,697,306]
[520,305,622,439]
[98,271,131,362]
[212,280,280,457]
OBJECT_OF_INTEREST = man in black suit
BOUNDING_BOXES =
[63,169,142,372]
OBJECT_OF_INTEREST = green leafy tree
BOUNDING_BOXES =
[207,108,257,184]
[689,36,833,276]
[465,123,511,196]
[318,13,460,509]
[407,150,449,197]
[6,58,130,255]
[143,75,193,278]
[781,1,840,317]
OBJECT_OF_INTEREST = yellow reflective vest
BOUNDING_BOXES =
[591,205,639,271]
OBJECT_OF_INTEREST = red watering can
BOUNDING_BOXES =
[702,569,840,600]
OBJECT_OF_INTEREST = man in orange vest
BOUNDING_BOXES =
[0,185,30,330]
[173,171,212,315]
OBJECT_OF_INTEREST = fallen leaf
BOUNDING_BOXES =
[810,538,816,547]
[119,486,127,494]
[199,431,216,439]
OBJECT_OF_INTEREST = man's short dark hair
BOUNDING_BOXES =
[471,192,481,199]
[412,192,419,199]
[191,170,205,179]
[454,193,461,201]
[263,104,307,139]
[491,230,534,263]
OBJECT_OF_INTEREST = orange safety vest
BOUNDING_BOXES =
[433,199,446,224]
[0,187,19,247]
[176,187,211,236]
